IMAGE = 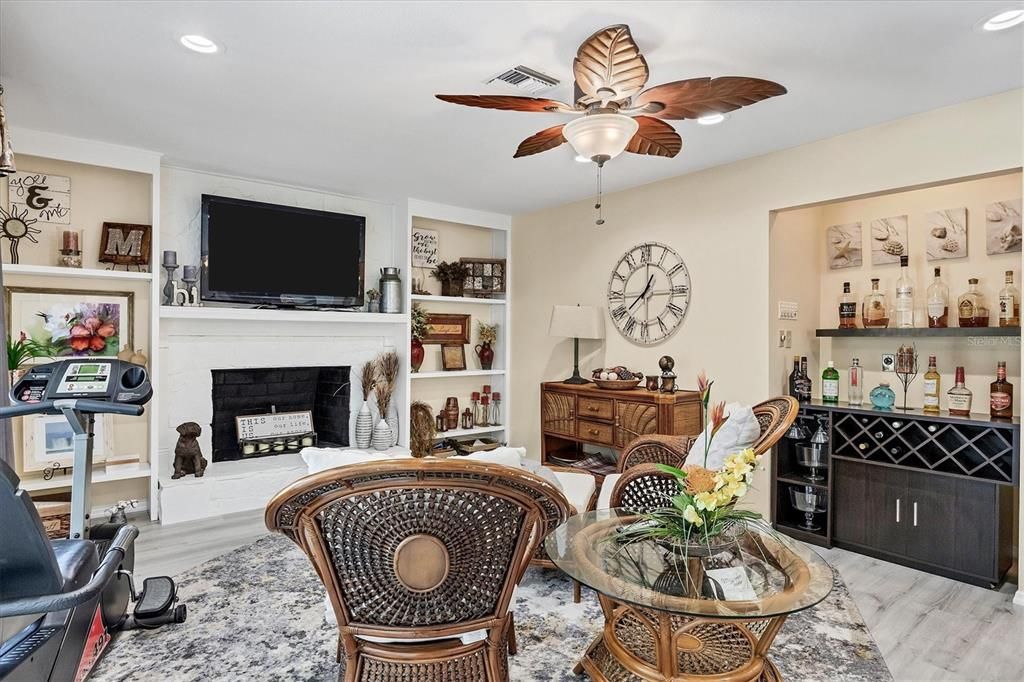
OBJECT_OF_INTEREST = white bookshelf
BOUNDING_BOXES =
[436,425,505,440]
[20,463,152,492]
[2,264,153,281]
[411,294,505,306]
[411,369,506,380]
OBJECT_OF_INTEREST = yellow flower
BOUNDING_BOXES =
[683,504,704,527]
[716,488,735,506]
[694,491,719,511]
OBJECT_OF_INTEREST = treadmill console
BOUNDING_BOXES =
[11,358,153,405]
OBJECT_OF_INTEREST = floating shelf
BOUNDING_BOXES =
[160,306,408,324]
[411,369,506,379]
[817,327,1020,338]
[2,264,153,281]
[411,294,506,305]
[434,425,506,440]
[20,462,151,492]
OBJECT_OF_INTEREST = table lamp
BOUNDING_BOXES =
[549,304,605,384]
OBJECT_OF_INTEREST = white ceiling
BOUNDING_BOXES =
[1,1,1021,215]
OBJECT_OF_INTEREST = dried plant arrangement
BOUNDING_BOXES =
[359,361,376,401]
[374,379,393,419]
[477,321,498,345]
[376,350,400,387]
[409,401,435,458]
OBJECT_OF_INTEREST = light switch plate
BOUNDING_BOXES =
[778,330,792,348]
[778,301,798,321]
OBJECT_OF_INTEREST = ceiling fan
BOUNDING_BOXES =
[436,24,786,166]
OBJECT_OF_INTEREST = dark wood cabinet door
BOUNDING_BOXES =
[541,390,575,436]
[833,459,869,547]
[834,459,907,556]
[615,400,659,448]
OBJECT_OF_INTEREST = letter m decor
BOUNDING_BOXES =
[99,222,152,270]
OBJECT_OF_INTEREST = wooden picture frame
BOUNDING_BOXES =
[6,287,134,361]
[22,413,111,472]
[422,312,470,345]
[460,257,506,298]
[441,344,467,371]
[99,222,152,268]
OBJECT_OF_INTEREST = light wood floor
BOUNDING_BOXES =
[131,511,1024,682]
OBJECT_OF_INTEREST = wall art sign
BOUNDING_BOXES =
[411,227,439,268]
[460,257,506,298]
[870,215,909,265]
[422,312,471,345]
[236,410,314,440]
[6,287,133,360]
[99,222,152,268]
[926,207,968,260]
[985,200,1021,255]
[7,171,71,224]
[826,222,862,270]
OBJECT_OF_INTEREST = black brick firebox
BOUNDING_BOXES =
[210,366,349,461]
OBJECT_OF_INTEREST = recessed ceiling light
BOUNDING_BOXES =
[574,154,591,163]
[982,9,1024,31]
[180,34,218,54]
[697,113,727,126]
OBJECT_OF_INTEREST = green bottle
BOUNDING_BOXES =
[822,361,840,403]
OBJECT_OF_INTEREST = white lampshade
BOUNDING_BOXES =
[562,114,639,163]
[549,305,605,340]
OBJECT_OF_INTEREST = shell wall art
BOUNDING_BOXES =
[827,222,862,270]
[985,199,1021,255]
[925,208,968,261]
[870,215,908,265]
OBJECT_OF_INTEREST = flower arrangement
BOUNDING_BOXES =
[7,332,53,371]
[411,303,428,341]
[477,321,498,345]
[430,260,471,284]
[365,289,380,302]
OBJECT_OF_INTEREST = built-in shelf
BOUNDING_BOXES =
[160,306,409,324]
[411,369,506,379]
[20,462,151,492]
[817,326,1021,338]
[2,263,153,281]
[411,294,506,305]
[434,425,505,440]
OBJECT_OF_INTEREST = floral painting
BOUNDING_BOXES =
[6,288,133,360]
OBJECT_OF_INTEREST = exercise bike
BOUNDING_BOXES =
[0,358,186,681]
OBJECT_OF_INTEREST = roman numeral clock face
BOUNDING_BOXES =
[607,242,691,345]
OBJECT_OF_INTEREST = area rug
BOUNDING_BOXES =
[93,535,890,681]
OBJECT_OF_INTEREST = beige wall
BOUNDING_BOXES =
[511,90,1023,519]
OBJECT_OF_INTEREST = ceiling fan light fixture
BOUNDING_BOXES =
[697,113,728,126]
[982,9,1024,31]
[562,114,639,163]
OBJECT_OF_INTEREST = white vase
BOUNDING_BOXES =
[354,402,373,449]
[371,418,393,451]
[386,406,399,447]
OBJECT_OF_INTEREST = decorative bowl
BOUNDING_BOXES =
[592,378,642,390]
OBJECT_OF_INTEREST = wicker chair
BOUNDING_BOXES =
[529,465,597,604]
[599,396,799,510]
[266,458,570,681]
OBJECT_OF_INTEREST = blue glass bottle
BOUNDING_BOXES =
[869,382,896,409]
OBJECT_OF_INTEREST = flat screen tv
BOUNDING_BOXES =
[201,194,365,308]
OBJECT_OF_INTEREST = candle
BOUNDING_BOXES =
[242,443,256,455]
[301,436,314,446]
[61,230,80,252]
[482,385,491,394]
[182,265,199,281]
[162,250,178,267]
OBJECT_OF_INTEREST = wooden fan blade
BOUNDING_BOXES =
[513,124,566,158]
[573,24,649,103]
[633,77,787,120]
[435,94,576,113]
[625,116,682,158]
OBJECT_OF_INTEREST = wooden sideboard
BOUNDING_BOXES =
[540,382,702,480]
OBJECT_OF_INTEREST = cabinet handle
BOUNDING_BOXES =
[588,429,600,436]
[896,498,901,523]
[587,405,599,411]
[913,502,918,527]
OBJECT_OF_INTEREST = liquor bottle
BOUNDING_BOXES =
[797,356,812,402]
[788,355,801,399]
[958,278,990,327]
[848,358,863,405]
[998,271,1020,327]
[926,266,949,328]
[838,282,857,328]
[922,356,940,414]
[862,278,889,328]
[947,366,972,416]
[990,361,1014,419]
[894,255,914,328]
[822,361,839,403]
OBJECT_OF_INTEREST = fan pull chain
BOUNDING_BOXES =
[594,163,605,226]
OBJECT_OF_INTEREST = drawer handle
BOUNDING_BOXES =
[588,429,600,436]
[587,406,599,411]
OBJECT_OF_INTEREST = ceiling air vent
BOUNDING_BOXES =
[486,65,559,94]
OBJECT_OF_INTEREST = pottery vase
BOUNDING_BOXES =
[474,341,494,370]
[371,418,393,451]
[441,278,464,297]
[354,402,373,449]
[411,338,424,373]
[386,406,400,447]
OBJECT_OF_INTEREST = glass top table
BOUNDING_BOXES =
[545,508,834,620]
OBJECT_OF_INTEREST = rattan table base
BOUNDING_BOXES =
[575,596,788,682]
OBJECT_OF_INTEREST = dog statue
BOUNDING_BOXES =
[172,421,208,479]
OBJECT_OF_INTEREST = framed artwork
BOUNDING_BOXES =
[422,312,471,345]
[99,222,152,268]
[441,344,467,371]
[926,208,968,260]
[411,227,439,268]
[460,257,506,298]
[986,200,1021,255]
[6,287,134,360]
[870,215,908,265]
[7,170,72,224]
[22,414,111,472]
[826,223,862,269]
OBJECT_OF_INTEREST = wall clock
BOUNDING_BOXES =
[607,241,690,345]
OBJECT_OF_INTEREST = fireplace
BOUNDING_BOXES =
[210,366,349,462]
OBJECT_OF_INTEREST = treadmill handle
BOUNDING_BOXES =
[58,399,145,417]
[0,525,139,618]
[0,400,57,418]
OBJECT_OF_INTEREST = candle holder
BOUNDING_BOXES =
[894,344,919,411]
[162,264,179,305]
[57,229,83,268]
[182,265,200,306]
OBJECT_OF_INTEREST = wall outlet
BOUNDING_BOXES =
[778,330,792,348]
[778,301,798,321]
[881,354,895,372]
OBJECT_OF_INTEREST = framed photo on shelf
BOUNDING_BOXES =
[423,312,471,345]
[22,413,111,472]
[441,344,467,371]
[460,258,506,298]
[5,287,134,360]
